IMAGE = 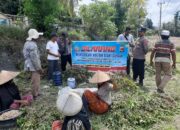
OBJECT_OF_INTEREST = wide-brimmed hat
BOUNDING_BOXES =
[26,29,43,41]
[0,70,20,85]
[161,30,170,36]
[57,87,83,116]
[89,71,110,84]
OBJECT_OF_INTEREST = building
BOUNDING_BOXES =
[0,13,10,25]
[0,12,29,27]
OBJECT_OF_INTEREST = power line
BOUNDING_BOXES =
[162,0,171,13]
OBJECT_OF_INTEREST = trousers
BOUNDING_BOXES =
[61,54,72,71]
[155,62,172,91]
[132,58,145,84]
[31,71,40,97]
[48,60,59,80]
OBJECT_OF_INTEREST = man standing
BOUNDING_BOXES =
[150,30,176,93]
[132,27,149,86]
[46,32,60,81]
[23,29,43,98]
[58,32,72,71]
[117,27,134,75]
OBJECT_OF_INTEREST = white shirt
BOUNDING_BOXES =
[46,40,59,60]
[117,33,134,55]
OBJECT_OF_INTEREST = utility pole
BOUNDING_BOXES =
[137,0,140,37]
[158,1,165,32]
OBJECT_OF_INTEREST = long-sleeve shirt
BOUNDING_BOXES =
[133,36,149,60]
[23,41,41,71]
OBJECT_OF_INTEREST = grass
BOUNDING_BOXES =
[176,52,180,63]
[12,64,180,130]
[1,34,179,129]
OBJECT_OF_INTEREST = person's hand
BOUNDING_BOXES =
[56,54,60,57]
[150,61,154,67]
[20,100,30,107]
[172,63,176,69]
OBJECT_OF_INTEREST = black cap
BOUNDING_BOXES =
[125,27,131,31]
[50,32,57,38]
[61,32,68,37]
[138,27,147,32]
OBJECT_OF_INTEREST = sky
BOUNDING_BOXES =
[79,0,180,27]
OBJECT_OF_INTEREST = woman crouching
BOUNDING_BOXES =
[84,71,116,114]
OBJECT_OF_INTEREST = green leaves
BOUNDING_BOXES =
[23,0,61,32]
[80,2,117,40]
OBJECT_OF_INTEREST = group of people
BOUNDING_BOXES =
[117,27,176,93]
[53,70,116,130]
[0,26,176,129]
[46,32,72,81]
[23,29,72,98]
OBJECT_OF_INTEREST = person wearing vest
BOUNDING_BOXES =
[132,27,149,87]
[117,27,135,76]
[150,30,176,93]
[58,32,72,71]
[23,29,43,98]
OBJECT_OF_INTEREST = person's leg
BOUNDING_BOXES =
[126,55,131,75]
[155,62,162,88]
[67,54,72,66]
[84,90,109,114]
[139,59,145,86]
[53,60,59,72]
[158,62,172,91]
[82,94,89,114]
[132,59,138,81]
[31,71,40,97]
[61,55,67,71]
[48,60,54,80]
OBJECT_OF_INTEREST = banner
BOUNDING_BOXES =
[71,41,128,72]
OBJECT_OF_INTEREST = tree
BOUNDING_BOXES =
[23,0,61,32]
[110,0,127,34]
[0,0,20,15]
[80,2,117,40]
[163,21,175,35]
[124,0,147,29]
[144,18,153,29]
[60,0,79,17]
[174,11,180,36]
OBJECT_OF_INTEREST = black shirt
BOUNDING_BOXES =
[0,80,21,111]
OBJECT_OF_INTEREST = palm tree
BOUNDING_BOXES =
[60,0,79,16]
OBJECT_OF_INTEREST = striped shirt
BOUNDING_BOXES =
[153,40,175,63]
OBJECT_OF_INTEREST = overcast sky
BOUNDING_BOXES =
[79,0,180,27]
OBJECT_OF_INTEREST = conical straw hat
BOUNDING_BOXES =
[89,71,110,84]
[0,70,20,85]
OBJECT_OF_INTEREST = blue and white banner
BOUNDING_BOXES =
[71,41,128,71]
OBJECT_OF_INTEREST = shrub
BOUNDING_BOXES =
[0,26,27,40]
